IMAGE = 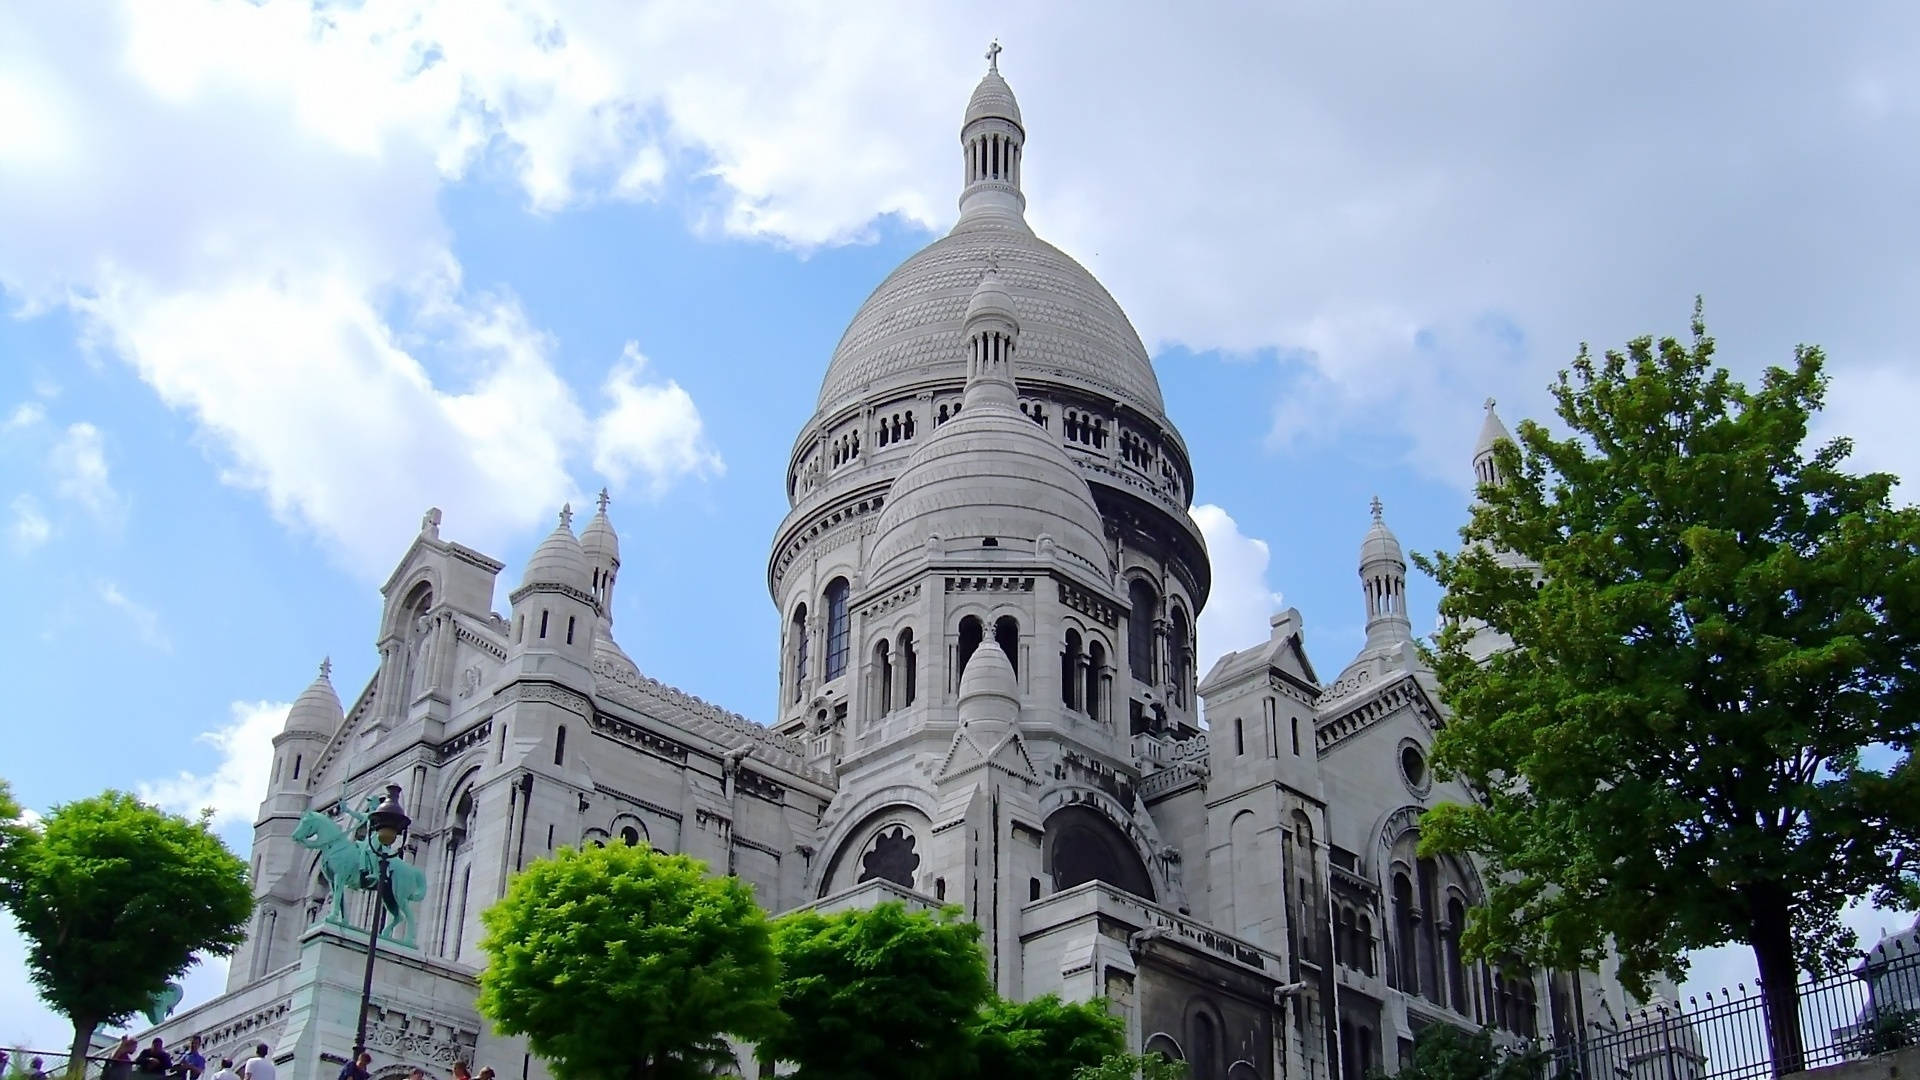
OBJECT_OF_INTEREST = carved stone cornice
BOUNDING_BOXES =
[435,718,493,762]
[945,575,1035,594]
[1059,580,1119,628]
[589,711,692,763]
[492,680,592,718]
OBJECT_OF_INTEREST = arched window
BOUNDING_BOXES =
[1061,630,1083,709]
[995,615,1019,673]
[1085,641,1106,722]
[1190,1009,1221,1080]
[823,579,850,681]
[1127,579,1157,681]
[1169,606,1191,707]
[554,725,567,766]
[620,825,641,847]
[790,604,809,703]
[1234,716,1245,755]
[876,640,893,714]
[956,616,984,686]
[899,629,918,706]
[1417,856,1441,1003]
[1393,871,1419,992]
[1446,896,1469,1014]
[1356,912,1375,976]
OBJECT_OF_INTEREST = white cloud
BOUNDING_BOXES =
[3,401,45,431]
[138,699,290,827]
[1817,363,1920,502]
[48,421,119,520]
[97,579,171,652]
[593,343,724,495]
[1190,504,1286,675]
[7,493,51,554]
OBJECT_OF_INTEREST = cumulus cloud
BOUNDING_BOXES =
[48,421,120,519]
[139,699,290,827]
[97,579,171,652]
[7,493,51,554]
[3,402,46,431]
[593,343,725,495]
[1190,504,1286,676]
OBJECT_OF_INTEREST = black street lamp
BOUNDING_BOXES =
[352,784,413,1063]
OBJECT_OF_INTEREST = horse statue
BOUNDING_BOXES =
[292,796,428,948]
[140,981,184,1026]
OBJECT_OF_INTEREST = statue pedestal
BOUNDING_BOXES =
[270,923,482,1080]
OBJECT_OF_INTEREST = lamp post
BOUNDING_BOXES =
[352,784,413,1063]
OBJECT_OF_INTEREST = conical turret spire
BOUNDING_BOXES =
[1473,397,1514,488]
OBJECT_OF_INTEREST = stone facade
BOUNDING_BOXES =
[142,52,1668,1080]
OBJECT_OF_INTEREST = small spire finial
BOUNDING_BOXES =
[1370,495,1384,522]
[559,503,573,529]
[1484,396,1497,412]
[985,39,1002,72]
[319,656,332,680]
[595,487,610,514]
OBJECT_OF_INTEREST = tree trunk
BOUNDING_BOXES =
[1747,885,1805,1077]
[68,1017,99,1080]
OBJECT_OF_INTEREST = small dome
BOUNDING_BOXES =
[285,659,343,736]
[867,383,1110,588]
[965,268,1018,328]
[581,489,619,563]
[1360,496,1405,568]
[956,641,1020,735]
[521,505,591,591]
[965,69,1022,129]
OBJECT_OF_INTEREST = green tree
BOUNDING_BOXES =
[1071,1053,1189,1080]
[0,791,252,1075]
[970,994,1126,1080]
[760,902,991,1080]
[1368,1025,1544,1080]
[1416,305,1920,1071]
[476,844,780,1080]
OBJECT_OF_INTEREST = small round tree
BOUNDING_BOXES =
[971,993,1126,1080]
[0,790,253,1075]
[760,902,992,1080]
[476,843,780,1080]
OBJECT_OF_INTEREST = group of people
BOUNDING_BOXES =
[0,1050,53,1080]
[100,1037,277,1080]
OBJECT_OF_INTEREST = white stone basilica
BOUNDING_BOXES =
[143,53,1669,1080]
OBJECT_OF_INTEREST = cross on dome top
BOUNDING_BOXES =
[559,503,573,529]
[1484,397,1497,411]
[319,656,332,680]
[1370,495,1384,522]
[986,39,1002,72]
[596,487,611,513]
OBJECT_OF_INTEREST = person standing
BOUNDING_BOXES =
[27,1056,51,1080]
[135,1038,173,1079]
[105,1036,137,1080]
[338,1051,373,1080]
[208,1058,240,1080]
[240,1044,276,1080]
[173,1035,207,1080]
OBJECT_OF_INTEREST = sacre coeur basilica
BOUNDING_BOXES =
[140,53,1679,1080]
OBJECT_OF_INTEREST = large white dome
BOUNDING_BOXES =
[814,222,1165,418]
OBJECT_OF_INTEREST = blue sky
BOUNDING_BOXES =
[4,0,1918,1053]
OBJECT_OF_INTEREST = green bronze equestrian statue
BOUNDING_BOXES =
[291,790,427,947]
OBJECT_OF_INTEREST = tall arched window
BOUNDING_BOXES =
[1085,641,1106,722]
[790,603,809,703]
[1446,896,1469,1014]
[1169,606,1192,707]
[823,579,850,680]
[876,640,893,714]
[1127,579,1157,681]
[956,616,984,686]
[1356,912,1375,976]
[1417,856,1442,1003]
[1393,872,1419,992]
[899,629,918,706]
[995,615,1020,673]
[1061,630,1083,709]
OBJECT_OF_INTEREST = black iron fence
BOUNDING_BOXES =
[1545,939,1920,1080]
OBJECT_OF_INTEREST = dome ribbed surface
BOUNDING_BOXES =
[965,71,1022,128]
[1360,519,1404,568]
[816,225,1164,416]
[285,665,343,735]
[867,399,1110,587]
[581,507,619,562]
[521,514,591,591]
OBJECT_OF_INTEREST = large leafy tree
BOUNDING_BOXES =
[1366,1025,1544,1080]
[0,791,253,1074]
[760,902,992,1080]
[476,844,780,1080]
[1416,306,1920,1070]
[970,993,1126,1080]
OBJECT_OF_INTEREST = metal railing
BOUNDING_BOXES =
[1545,940,1920,1080]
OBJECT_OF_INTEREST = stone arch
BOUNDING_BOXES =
[1143,1033,1184,1064]
[815,796,935,897]
[1042,803,1154,900]
[1184,996,1228,1080]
